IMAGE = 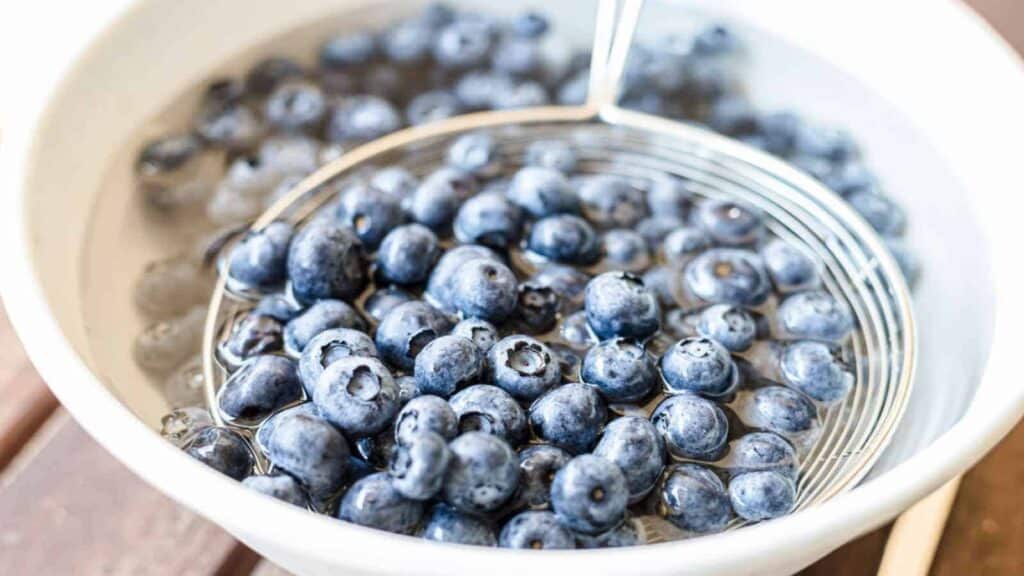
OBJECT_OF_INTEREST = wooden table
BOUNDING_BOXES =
[2,2,1022,573]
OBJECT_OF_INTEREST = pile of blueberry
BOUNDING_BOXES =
[138,2,913,550]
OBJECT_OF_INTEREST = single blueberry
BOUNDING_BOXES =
[408,167,478,230]
[525,139,577,174]
[695,200,764,246]
[450,259,519,323]
[312,356,400,437]
[255,402,322,452]
[454,70,515,110]
[697,305,757,352]
[642,266,677,309]
[370,166,419,200]
[492,81,549,110]
[491,37,542,76]
[512,11,549,38]
[160,406,213,448]
[451,318,499,355]
[777,291,854,342]
[507,166,579,218]
[220,312,283,367]
[335,182,406,249]
[651,463,733,533]
[529,383,607,455]
[433,18,493,69]
[414,335,484,398]
[421,503,497,546]
[355,428,399,471]
[389,430,451,500]
[425,244,500,312]
[846,189,906,236]
[550,454,629,535]
[488,335,562,401]
[394,394,458,446]
[747,385,818,435]
[651,393,730,460]
[443,432,520,514]
[185,427,254,480]
[376,224,441,285]
[636,216,686,252]
[684,248,771,306]
[761,239,819,292]
[514,444,571,510]
[258,407,349,499]
[265,80,326,132]
[382,19,433,63]
[646,173,692,219]
[244,56,303,96]
[325,95,402,142]
[253,293,303,323]
[822,161,877,197]
[286,222,367,304]
[374,300,452,370]
[662,226,711,264]
[405,89,463,126]
[242,473,310,508]
[319,32,377,69]
[453,191,523,249]
[195,103,264,150]
[530,265,590,312]
[447,132,503,177]
[578,175,648,229]
[298,327,377,394]
[584,272,661,340]
[575,517,643,548]
[513,283,559,334]
[339,472,424,535]
[449,384,528,446]
[581,338,657,403]
[692,24,738,56]
[135,133,202,184]
[728,432,798,480]
[363,287,415,323]
[707,96,760,136]
[594,416,665,503]
[527,214,601,265]
[499,511,576,549]
[756,111,803,157]
[729,471,796,521]
[283,299,366,354]
[601,229,651,272]
[218,355,302,422]
[780,341,854,403]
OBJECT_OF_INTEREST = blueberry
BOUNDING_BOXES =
[195,103,264,150]
[283,299,366,354]
[426,244,500,312]
[218,355,302,421]
[264,80,326,132]
[160,406,213,448]
[512,11,549,38]
[780,341,854,403]
[507,166,579,218]
[601,229,651,272]
[255,401,322,450]
[513,283,559,334]
[408,167,478,230]
[414,335,484,398]
[594,416,665,503]
[581,339,657,403]
[550,454,628,535]
[433,18,493,69]
[220,313,283,367]
[320,32,377,69]
[707,96,760,136]
[242,473,310,507]
[287,222,367,304]
[514,444,571,510]
[488,335,562,401]
[421,503,497,546]
[642,266,677,309]
[374,300,452,370]
[886,239,920,288]
[443,432,520,514]
[447,132,502,177]
[201,77,245,110]
[298,327,377,394]
[527,214,601,265]
[684,248,771,306]
[258,407,349,499]
[646,173,692,218]
[355,428,399,470]
[846,189,906,236]
[363,286,415,322]
[499,511,576,549]
[370,166,419,200]
[729,471,796,521]
[389,430,451,500]
[794,125,857,163]
[491,38,542,77]
[575,518,643,548]
[777,291,854,342]
[454,71,515,110]
[529,383,607,454]
[394,394,458,446]
[697,305,757,352]
[135,134,202,183]
[451,318,499,354]
[695,200,764,246]
[756,111,802,157]
[405,90,463,126]
[652,394,729,460]
[258,135,320,176]
[651,463,733,533]
[325,95,402,142]
[761,239,819,292]
[335,182,406,249]
[495,80,550,109]
[376,224,441,285]
[450,259,519,323]
[584,272,661,340]
[449,384,528,445]
[578,175,647,229]
[312,356,400,437]
[635,217,686,252]
[225,223,292,293]
[453,192,523,248]
[728,432,798,480]
[746,385,818,435]
[530,265,590,312]
[339,472,424,535]
[525,139,577,174]
[822,161,877,197]
[382,19,433,63]
[245,57,303,96]
[662,227,711,264]
[185,427,254,480]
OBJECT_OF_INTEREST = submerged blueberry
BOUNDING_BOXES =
[488,335,562,401]
[528,214,600,265]
[242,473,310,507]
[780,341,854,403]
[652,463,733,533]
[339,472,424,535]
[454,192,523,249]
[414,335,484,398]
[408,167,478,230]
[593,416,665,503]
[514,444,571,511]
[443,432,520,514]
[258,407,349,499]
[287,222,367,304]
[449,384,528,446]
[227,221,293,292]
[507,166,579,218]
[186,427,254,481]
[651,394,729,461]
[746,385,818,436]
[584,272,660,340]
[421,504,497,546]
[375,300,452,370]
[729,471,796,521]
[218,355,302,422]
[761,239,819,292]
[283,299,366,354]
[697,305,757,352]
[220,313,283,367]
[777,291,854,342]
[312,356,400,437]
[728,432,798,480]
[684,248,771,306]
[578,175,647,229]
[529,383,607,455]
[581,338,657,403]
[525,139,576,174]
[550,454,629,535]
[660,337,736,397]
[500,511,576,549]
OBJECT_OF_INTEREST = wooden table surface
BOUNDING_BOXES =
[2,1,1022,574]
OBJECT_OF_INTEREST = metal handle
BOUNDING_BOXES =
[586,0,645,111]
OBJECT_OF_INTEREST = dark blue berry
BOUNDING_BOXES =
[729,471,795,521]
[242,473,309,507]
[286,222,367,304]
[363,286,415,323]
[376,224,440,285]
[370,166,419,200]
[265,81,326,132]
[414,335,484,398]
[298,327,377,394]
[581,338,657,403]
[728,432,798,480]
[245,57,303,96]
[195,103,264,150]
[528,214,600,265]
[697,305,757,352]
[500,511,576,549]
[493,81,549,109]
[525,139,576,174]
[507,166,579,218]
[846,189,906,236]
[339,472,424,535]
[491,38,542,76]
[394,394,458,446]
[335,182,406,249]
[421,503,497,546]
[218,354,302,422]
[594,416,665,503]
[389,430,451,500]
[258,407,349,499]
[512,11,549,38]
[312,356,400,437]
[695,200,764,246]
[283,299,366,354]
[382,20,433,63]
[646,173,692,218]
[652,393,729,460]
[550,454,628,535]
[584,272,660,340]
[443,432,520,514]
[454,71,515,110]
[426,244,500,312]
[186,427,254,480]
[449,384,528,445]
[684,248,771,306]
[325,95,402,142]
[447,132,502,177]
[777,291,853,342]
[488,335,561,401]
[513,283,559,334]
[136,134,202,183]
[530,265,590,312]
[253,294,303,323]
[578,175,647,228]
[636,216,686,252]
[220,313,283,368]
[575,518,643,548]
[374,300,452,370]
[779,341,853,403]
[601,229,651,272]
[662,227,710,264]
[660,337,736,397]
[761,239,819,292]
[433,18,493,69]
[319,32,377,69]
[746,385,818,435]
[227,221,294,293]
[453,192,523,248]
[514,444,571,510]
[408,167,477,230]
[452,318,499,354]
[405,89,463,125]
[529,383,607,454]
[450,259,518,323]
[652,463,733,533]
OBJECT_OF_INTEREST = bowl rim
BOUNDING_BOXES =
[2,0,1024,574]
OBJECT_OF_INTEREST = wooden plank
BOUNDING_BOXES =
[0,410,249,576]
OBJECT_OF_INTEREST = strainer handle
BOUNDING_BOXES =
[586,0,645,112]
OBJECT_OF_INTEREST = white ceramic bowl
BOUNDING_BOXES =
[3,1,1024,574]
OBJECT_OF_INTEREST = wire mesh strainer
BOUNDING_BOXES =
[201,0,915,540]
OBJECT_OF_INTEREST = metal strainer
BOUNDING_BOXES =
[201,0,915,539]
